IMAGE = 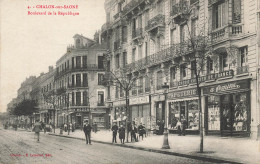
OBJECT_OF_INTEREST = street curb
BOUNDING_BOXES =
[48,133,242,164]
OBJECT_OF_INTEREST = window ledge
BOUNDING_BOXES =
[217,76,233,81]
[236,73,249,77]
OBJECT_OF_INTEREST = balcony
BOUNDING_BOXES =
[237,65,249,75]
[132,28,143,40]
[71,64,105,72]
[121,0,146,17]
[114,12,121,20]
[171,1,188,23]
[145,14,165,32]
[211,24,243,44]
[68,84,88,89]
[97,102,105,106]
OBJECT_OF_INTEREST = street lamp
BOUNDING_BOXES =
[161,82,170,149]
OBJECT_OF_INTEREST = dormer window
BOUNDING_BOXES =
[76,38,81,48]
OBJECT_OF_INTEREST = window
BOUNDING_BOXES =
[107,86,111,100]
[232,0,241,24]
[83,73,88,87]
[76,39,81,48]
[67,60,69,69]
[191,61,196,78]
[83,91,89,106]
[98,91,104,106]
[207,57,214,74]
[76,56,81,68]
[72,57,74,68]
[98,74,104,85]
[132,80,137,95]
[181,64,187,80]
[122,26,127,42]
[170,29,177,45]
[139,77,143,94]
[76,74,81,87]
[120,84,124,97]
[115,54,120,69]
[220,53,228,71]
[239,46,248,66]
[72,75,75,87]
[72,92,75,106]
[122,52,127,67]
[157,71,163,90]
[98,56,104,69]
[213,1,227,29]
[144,10,149,27]
[138,45,142,59]
[76,92,81,106]
[170,67,176,82]
[145,42,148,57]
[145,76,150,92]
[115,84,119,99]
[191,19,197,37]
[180,24,186,43]
[132,49,136,62]
[83,56,87,68]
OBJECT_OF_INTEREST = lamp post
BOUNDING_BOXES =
[162,82,170,149]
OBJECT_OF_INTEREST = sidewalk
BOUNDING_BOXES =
[49,129,260,164]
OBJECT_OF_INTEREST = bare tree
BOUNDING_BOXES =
[104,65,140,142]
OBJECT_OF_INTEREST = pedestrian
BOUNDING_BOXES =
[131,123,137,142]
[118,124,125,144]
[181,118,187,136]
[32,120,42,142]
[64,123,67,132]
[111,122,118,143]
[176,119,182,136]
[68,122,71,135]
[83,121,92,145]
[72,122,75,132]
[138,123,145,140]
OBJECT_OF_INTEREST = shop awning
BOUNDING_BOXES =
[168,97,199,103]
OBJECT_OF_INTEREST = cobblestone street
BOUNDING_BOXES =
[0,128,214,164]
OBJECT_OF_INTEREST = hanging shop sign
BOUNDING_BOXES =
[129,96,149,105]
[168,88,198,100]
[203,80,249,95]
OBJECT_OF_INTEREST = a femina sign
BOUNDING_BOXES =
[203,80,249,95]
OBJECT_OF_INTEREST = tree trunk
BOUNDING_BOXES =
[125,90,129,143]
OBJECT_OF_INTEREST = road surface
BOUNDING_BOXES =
[0,128,215,164]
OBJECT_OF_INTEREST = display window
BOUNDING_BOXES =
[187,100,199,130]
[207,96,220,131]
[232,93,248,132]
[169,102,180,128]
[222,95,232,131]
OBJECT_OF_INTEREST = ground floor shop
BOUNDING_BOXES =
[203,80,251,137]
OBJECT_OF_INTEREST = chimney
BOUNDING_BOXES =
[49,66,53,72]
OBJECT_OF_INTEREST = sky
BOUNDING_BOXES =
[0,0,106,112]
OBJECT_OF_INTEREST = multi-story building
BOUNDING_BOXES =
[39,66,55,125]
[54,34,109,129]
[17,76,37,103]
[102,0,260,138]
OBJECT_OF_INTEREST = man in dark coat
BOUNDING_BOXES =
[131,123,137,142]
[33,120,42,142]
[138,123,145,140]
[111,122,118,143]
[118,124,125,144]
[83,121,92,145]
[181,118,187,136]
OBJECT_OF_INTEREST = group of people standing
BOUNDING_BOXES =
[111,122,146,144]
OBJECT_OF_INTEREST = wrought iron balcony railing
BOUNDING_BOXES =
[171,1,189,17]
[121,0,147,16]
[145,14,165,31]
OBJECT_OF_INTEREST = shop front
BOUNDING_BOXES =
[203,80,251,137]
[69,108,90,129]
[130,95,150,128]
[92,108,109,129]
[112,100,127,127]
[167,88,200,134]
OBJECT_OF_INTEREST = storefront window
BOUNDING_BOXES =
[187,100,199,130]
[169,102,179,128]
[208,96,220,130]
[222,95,232,131]
[233,93,248,131]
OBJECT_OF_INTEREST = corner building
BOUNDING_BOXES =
[55,34,109,129]
[102,0,260,138]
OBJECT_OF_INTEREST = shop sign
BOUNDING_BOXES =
[129,96,149,105]
[203,80,249,95]
[91,108,106,113]
[113,100,126,106]
[153,94,165,101]
[168,89,197,100]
